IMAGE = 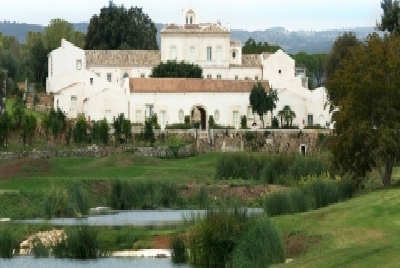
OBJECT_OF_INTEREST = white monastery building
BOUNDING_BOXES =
[46,8,331,129]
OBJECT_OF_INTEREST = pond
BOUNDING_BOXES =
[13,208,263,226]
[0,256,190,268]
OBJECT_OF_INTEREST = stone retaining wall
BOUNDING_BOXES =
[0,146,127,160]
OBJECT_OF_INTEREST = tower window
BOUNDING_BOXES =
[279,70,282,74]
[190,16,193,24]
[232,51,236,59]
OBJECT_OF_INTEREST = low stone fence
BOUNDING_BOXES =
[135,145,197,158]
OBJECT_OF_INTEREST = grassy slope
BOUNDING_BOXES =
[0,153,220,191]
[273,188,400,267]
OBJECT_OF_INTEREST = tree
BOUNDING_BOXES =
[325,32,360,110]
[242,38,282,54]
[0,111,12,146]
[151,61,203,78]
[73,116,87,145]
[377,0,400,33]
[12,96,25,130]
[249,82,268,128]
[85,3,158,50]
[266,87,279,125]
[327,33,400,187]
[143,119,155,145]
[42,108,66,142]
[28,38,49,87]
[292,52,328,88]
[113,113,131,144]
[21,114,37,148]
[44,19,76,50]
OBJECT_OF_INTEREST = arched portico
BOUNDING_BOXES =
[190,104,208,130]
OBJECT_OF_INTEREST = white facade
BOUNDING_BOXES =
[46,8,331,129]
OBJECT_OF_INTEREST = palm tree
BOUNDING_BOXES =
[277,110,285,127]
[278,105,296,128]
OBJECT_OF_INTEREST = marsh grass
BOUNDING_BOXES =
[0,230,14,258]
[53,226,106,259]
[265,178,350,216]
[109,180,183,210]
[188,207,250,267]
[215,153,331,182]
[232,216,285,267]
[171,234,188,264]
[32,237,50,258]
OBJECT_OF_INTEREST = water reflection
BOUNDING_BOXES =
[0,256,190,268]
[13,208,263,226]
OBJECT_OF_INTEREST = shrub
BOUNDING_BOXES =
[188,208,249,267]
[208,115,215,128]
[264,191,294,216]
[289,154,331,181]
[289,188,312,213]
[0,230,14,258]
[171,234,188,264]
[232,216,285,267]
[69,182,89,217]
[166,123,192,129]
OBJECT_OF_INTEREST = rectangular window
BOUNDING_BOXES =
[190,47,195,63]
[105,110,112,123]
[135,110,142,122]
[217,74,221,80]
[170,46,177,60]
[140,73,145,78]
[76,60,82,70]
[107,73,112,82]
[247,107,254,118]
[90,78,93,85]
[145,104,153,119]
[235,75,238,80]
[207,46,212,62]
[216,46,222,62]
[207,74,212,79]
[190,17,193,24]
[255,75,259,81]
[233,111,239,129]
[308,114,314,125]
[160,110,166,128]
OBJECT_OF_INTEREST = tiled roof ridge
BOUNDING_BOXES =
[129,78,270,93]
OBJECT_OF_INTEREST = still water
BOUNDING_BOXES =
[14,208,263,226]
[0,256,190,268]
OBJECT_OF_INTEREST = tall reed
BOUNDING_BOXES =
[232,216,285,267]
[170,234,188,264]
[53,226,106,259]
[0,230,14,258]
[188,207,250,267]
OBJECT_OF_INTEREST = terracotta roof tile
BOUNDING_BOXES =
[129,78,269,93]
[85,50,160,67]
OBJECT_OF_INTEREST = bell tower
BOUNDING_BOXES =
[183,8,197,25]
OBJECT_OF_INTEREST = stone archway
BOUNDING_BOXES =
[191,105,207,130]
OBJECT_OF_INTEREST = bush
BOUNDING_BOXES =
[188,208,249,267]
[289,154,331,181]
[232,216,285,267]
[166,123,192,129]
[0,230,14,258]
[264,191,294,216]
[171,234,187,264]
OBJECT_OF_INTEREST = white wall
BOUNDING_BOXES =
[48,39,85,78]
[263,50,296,88]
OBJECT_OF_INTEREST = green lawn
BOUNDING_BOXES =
[6,98,45,120]
[273,188,400,267]
[0,152,221,191]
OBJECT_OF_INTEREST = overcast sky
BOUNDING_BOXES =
[1,0,382,31]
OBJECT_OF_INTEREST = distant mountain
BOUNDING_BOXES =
[0,21,377,54]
